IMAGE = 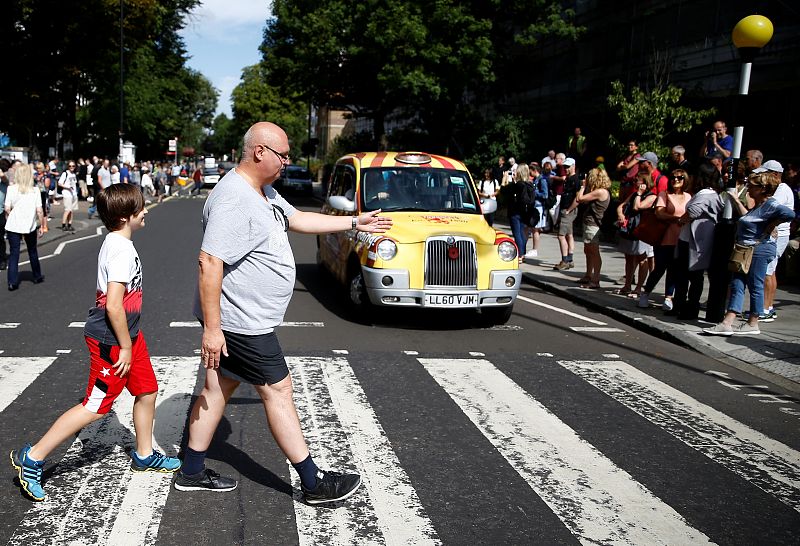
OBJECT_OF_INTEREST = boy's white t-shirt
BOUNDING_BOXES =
[84,232,143,344]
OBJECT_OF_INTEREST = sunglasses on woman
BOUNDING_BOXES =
[672,175,685,180]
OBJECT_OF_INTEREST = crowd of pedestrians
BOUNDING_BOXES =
[0,155,196,290]
[487,122,799,335]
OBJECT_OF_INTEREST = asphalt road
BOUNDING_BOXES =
[1,194,798,545]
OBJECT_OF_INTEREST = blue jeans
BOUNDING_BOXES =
[509,213,527,255]
[726,241,776,315]
[7,231,43,287]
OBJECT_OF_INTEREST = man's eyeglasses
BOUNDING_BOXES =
[272,204,289,232]
[260,144,290,163]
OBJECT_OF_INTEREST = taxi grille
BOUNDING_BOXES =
[425,237,477,287]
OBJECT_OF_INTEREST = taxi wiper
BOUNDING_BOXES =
[383,206,428,212]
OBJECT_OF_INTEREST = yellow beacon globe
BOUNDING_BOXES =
[732,15,774,49]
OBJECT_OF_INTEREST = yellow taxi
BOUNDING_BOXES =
[317,151,521,324]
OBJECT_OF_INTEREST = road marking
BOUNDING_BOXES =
[281,321,325,327]
[169,321,325,328]
[570,326,625,332]
[69,321,86,328]
[482,324,523,331]
[56,349,72,354]
[418,358,712,545]
[403,350,419,355]
[0,322,21,329]
[20,227,105,266]
[469,351,485,357]
[0,357,58,414]
[537,352,554,357]
[558,360,800,513]
[288,357,439,546]
[516,295,607,325]
[8,357,199,545]
[332,349,349,354]
[603,353,620,358]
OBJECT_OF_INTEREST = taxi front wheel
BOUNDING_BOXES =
[480,305,513,326]
[349,271,372,309]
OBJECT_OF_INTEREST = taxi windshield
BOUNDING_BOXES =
[360,167,480,213]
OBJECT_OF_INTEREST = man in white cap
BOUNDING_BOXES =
[758,160,793,321]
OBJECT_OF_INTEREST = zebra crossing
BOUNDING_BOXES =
[1,351,798,545]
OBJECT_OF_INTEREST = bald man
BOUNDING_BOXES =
[176,122,392,504]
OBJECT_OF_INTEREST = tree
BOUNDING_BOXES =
[262,0,582,153]
[204,114,239,159]
[230,63,307,158]
[606,80,716,168]
[1,0,212,160]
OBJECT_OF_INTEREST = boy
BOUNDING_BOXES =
[10,184,180,501]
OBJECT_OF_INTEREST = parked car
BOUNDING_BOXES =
[201,166,225,188]
[317,151,520,325]
[276,165,313,195]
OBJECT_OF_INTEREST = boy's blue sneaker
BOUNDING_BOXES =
[129,449,182,473]
[10,444,46,501]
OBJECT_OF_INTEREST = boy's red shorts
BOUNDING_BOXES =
[82,334,158,414]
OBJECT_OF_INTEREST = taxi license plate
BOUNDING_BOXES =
[424,294,477,308]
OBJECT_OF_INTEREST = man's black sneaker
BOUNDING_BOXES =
[302,470,362,505]
[173,468,237,492]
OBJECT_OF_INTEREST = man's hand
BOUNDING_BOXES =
[113,347,132,377]
[356,210,393,233]
[201,326,228,369]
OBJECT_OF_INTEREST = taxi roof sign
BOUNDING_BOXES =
[395,152,432,165]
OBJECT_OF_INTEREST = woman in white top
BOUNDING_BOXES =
[57,161,79,231]
[110,165,121,185]
[4,163,45,290]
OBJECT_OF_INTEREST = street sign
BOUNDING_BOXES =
[168,139,177,152]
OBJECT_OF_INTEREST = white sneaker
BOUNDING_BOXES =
[703,323,734,336]
[637,293,650,308]
[733,322,761,336]
[524,250,538,258]
[87,196,94,203]
[662,298,674,312]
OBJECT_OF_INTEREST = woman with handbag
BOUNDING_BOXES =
[614,172,657,296]
[636,169,692,310]
[704,171,795,336]
[575,168,611,288]
[508,163,532,263]
[4,163,45,290]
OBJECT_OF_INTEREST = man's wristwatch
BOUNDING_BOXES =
[352,216,358,230]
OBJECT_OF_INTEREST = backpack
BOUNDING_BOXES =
[521,181,540,227]
[540,176,557,211]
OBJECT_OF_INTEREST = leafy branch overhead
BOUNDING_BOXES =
[607,80,715,164]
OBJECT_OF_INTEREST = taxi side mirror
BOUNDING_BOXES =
[480,198,498,214]
[328,195,357,213]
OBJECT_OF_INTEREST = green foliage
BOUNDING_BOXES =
[1,0,213,160]
[204,114,239,159]
[465,115,531,175]
[607,80,715,167]
[262,0,582,151]
[230,64,308,159]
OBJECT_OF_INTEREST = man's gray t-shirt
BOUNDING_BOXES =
[193,168,297,334]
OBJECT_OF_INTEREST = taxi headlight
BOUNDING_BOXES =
[498,241,517,262]
[376,239,397,260]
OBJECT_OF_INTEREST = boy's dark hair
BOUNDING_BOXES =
[96,184,145,231]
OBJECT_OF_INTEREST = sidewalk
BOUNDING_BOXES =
[504,223,800,393]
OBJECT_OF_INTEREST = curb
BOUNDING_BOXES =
[521,271,800,394]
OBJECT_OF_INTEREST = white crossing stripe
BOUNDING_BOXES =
[8,357,199,545]
[517,295,607,325]
[570,326,625,332]
[418,358,712,545]
[288,357,439,546]
[56,349,72,354]
[69,321,86,328]
[559,360,800,513]
[169,321,325,328]
[0,322,21,329]
[0,357,58,414]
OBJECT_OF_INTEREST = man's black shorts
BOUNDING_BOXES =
[219,330,289,386]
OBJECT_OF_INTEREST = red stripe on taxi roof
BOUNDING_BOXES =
[370,152,387,168]
[435,156,455,170]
